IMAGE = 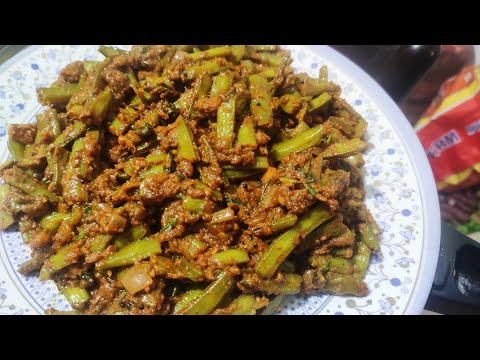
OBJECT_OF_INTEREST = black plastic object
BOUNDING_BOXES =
[427,222,480,313]
[331,45,441,102]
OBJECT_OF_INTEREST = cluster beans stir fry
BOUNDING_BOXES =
[0,45,380,315]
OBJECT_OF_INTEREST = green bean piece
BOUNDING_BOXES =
[7,140,25,162]
[321,138,368,159]
[182,197,206,213]
[176,115,199,162]
[216,97,236,151]
[310,255,332,271]
[211,74,233,96]
[2,167,59,202]
[334,245,354,258]
[255,204,333,278]
[226,295,257,315]
[251,45,278,52]
[145,153,167,164]
[249,74,272,127]
[39,242,80,280]
[299,78,340,97]
[359,223,381,253]
[250,273,302,294]
[126,68,151,103]
[98,45,128,57]
[67,60,108,108]
[53,121,87,148]
[252,52,283,67]
[62,287,90,307]
[89,88,114,125]
[279,92,302,114]
[19,143,47,168]
[271,124,324,161]
[0,183,14,230]
[97,236,162,270]
[231,45,245,63]
[188,46,232,61]
[223,157,268,171]
[113,224,149,250]
[110,106,139,137]
[47,146,69,194]
[179,237,208,259]
[91,235,113,254]
[344,153,365,168]
[213,249,250,265]
[139,165,165,179]
[177,257,204,282]
[262,295,284,315]
[353,242,371,279]
[0,159,14,174]
[182,61,226,81]
[271,214,298,232]
[37,84,78,106]
[327,257,354,275]
[39,212,71,235]
[223,169,264,180]
[236,116,257,147]
[152,256,175,276]
[324,272,368,296]
[173,289,204,314]
[309,92,332,112]
[35,108,61,144]
[257,67,277,80]
[181,270,235,315]
[83,61,100,72]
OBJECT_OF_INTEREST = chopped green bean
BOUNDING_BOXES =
[271,214,298,232]
[180,271,235,315]
[97,236,162,270]
[271,124,324,161]
[213,249,250,265]
[249,74,272,127]
[255,204,333,278]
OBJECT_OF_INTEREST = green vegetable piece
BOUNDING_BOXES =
[213,249,250,265]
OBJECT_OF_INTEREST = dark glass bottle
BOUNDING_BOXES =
[331,45,441,104]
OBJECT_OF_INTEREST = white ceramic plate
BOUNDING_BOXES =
[0,45,440,315]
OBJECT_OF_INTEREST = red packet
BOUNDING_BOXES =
[416,65,480,192]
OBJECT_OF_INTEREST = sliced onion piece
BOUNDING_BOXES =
[118,264,153,295]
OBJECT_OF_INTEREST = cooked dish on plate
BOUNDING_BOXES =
[0,45,380,315]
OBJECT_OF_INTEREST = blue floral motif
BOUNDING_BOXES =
[11,71,25,81]
[399,189,414,198]
[9,103,25,113]
[400,230,415,241]
[392,166,407,175]
[374,193,386,204]
[0,90,5,99]
[48,50,56,60]
[368,165,382,176]
[0,126,6,137]
[379,299,393,314]
[376,221,390,233]
[395,257,414,266]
